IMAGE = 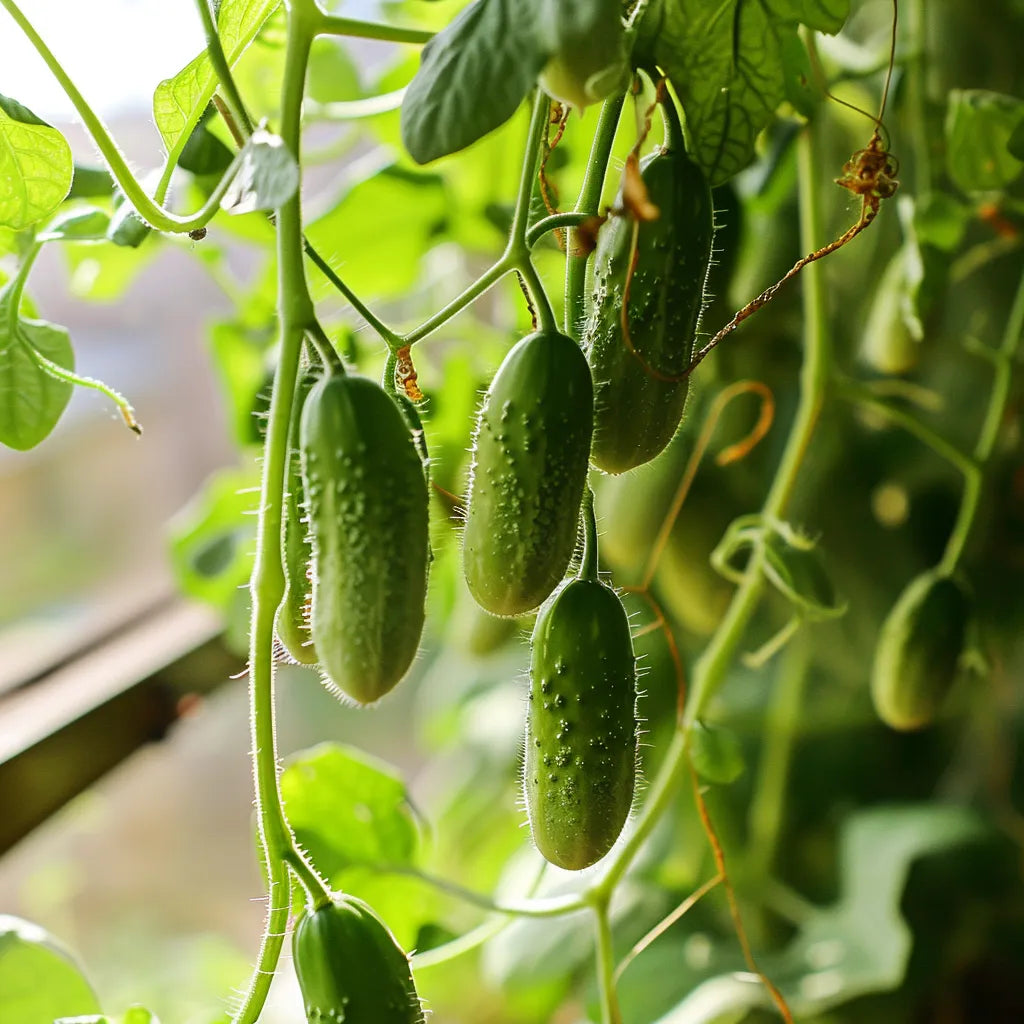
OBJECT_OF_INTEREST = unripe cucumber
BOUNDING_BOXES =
[301,373,429,704]
[463,331,593,616]
[276,369,318,666]
[293,895,424,1024]
[525,577,637,870]
[871,569,971,731]
[585,147,714,474]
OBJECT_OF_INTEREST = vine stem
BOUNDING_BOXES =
[315,12,434,45]
[579,487,600,582]
[592,897,623,1024]
[233,10,330,1024]
[592,126,831,910]
[0,0,240,234]
[565,94,626,339]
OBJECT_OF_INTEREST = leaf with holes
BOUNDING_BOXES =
[0,93,72,230]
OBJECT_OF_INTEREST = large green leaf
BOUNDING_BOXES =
[281,742,419,876]
[637,0,788,186]
[0,916,100,1024]
[0,93,72,230]
[153,0,279,158]
[945,89,1024,193]
[305,162,449,299]
[0,281,74,450]
[652,805,985,1023]
[401,0,547,164]
[762,0,849,33]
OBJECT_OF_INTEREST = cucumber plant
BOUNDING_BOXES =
[2,1,1024,1023]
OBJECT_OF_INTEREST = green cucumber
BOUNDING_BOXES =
[276,369,318,666]
[462,330,593,616]
[293,895,424,1024]
[301,372,429,704]
[870,569,971,731]
[584,146,714,474]
[524,577,637,870]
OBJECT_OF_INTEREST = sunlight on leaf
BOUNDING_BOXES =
[0,93,72,230]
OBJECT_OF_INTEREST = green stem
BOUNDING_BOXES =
[593,126,831,899]
[315,13,434,45]
[305,323,345,375]
[4,241,42,316]
[747,638,810,880]
[579,487,600,582]
[509,91,553,249]
[519,259,558,333]
[526,211,593,249]
[564,94,625,338]
[0,0,240,234]
[403,256,511,346]
[194,0,254,136]
[303,240,401,349]
[233,13,330,1024]
[938,266,1024,573]
[284,849,332,911]
[834,378,978,479]
[592,899,623,1024]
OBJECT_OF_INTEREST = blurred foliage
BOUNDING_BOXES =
[3,0,1024,1022]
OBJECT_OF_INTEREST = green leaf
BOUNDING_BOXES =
[36,206,111,243]
[638,0,787,186]
[0,916,100,1023]
[689,721,745,785]
[220,129,299,214]
[153,0,279,158]
[0,93,73,230]
[281,743,419,878]
[653,805,985,1022]
[305,162,449,299]
[401,0,547,164]
[106,199,152,248]
[945,89,1024,193]
[762,0,849,34]
[68,165,115,200]
[0,281,74,450]
[177,106,235,177]
[168,465,260,609]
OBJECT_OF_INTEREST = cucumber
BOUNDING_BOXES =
[870,569,971,731]
[292,895,424,1024]
[301,372,429,704]
[524,577,637,870]
[584,146,714,474]
[463,330,593,616]
[276,369,318,666]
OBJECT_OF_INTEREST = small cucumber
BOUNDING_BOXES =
[301,372,429,704]
[276,369,318,666]
[584,146,714,474]
[524,577,637,870]
[463,330,593,617]
[870,569,971,731]
[293,895,424,1024]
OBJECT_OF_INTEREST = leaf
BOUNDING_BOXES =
[153,0,279,158]
[106,199,152,249]
[280,743,419,878]
[653,805,985,1022]
[638,0,788,186]
[401,0,547,164]
[689,721,745,785]
[0,281,74,450]
[945,89,1024,193]
[68,165,115,200]
[168,465,260,609]
[220,129,299,214]
[0,93,73,230]
[35,206,111,243]
[305,162,449,299]
[177,106,235,177]
[762,0,849,34]
[0,916,100,1023]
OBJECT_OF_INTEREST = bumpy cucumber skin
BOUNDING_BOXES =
[293,895,424,1024]
[301,374,429,704]
[463,331,594,617]
[585,148,714,474]
[525,578,637,870]
[871,569,971,731]
[276,370,318,666]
